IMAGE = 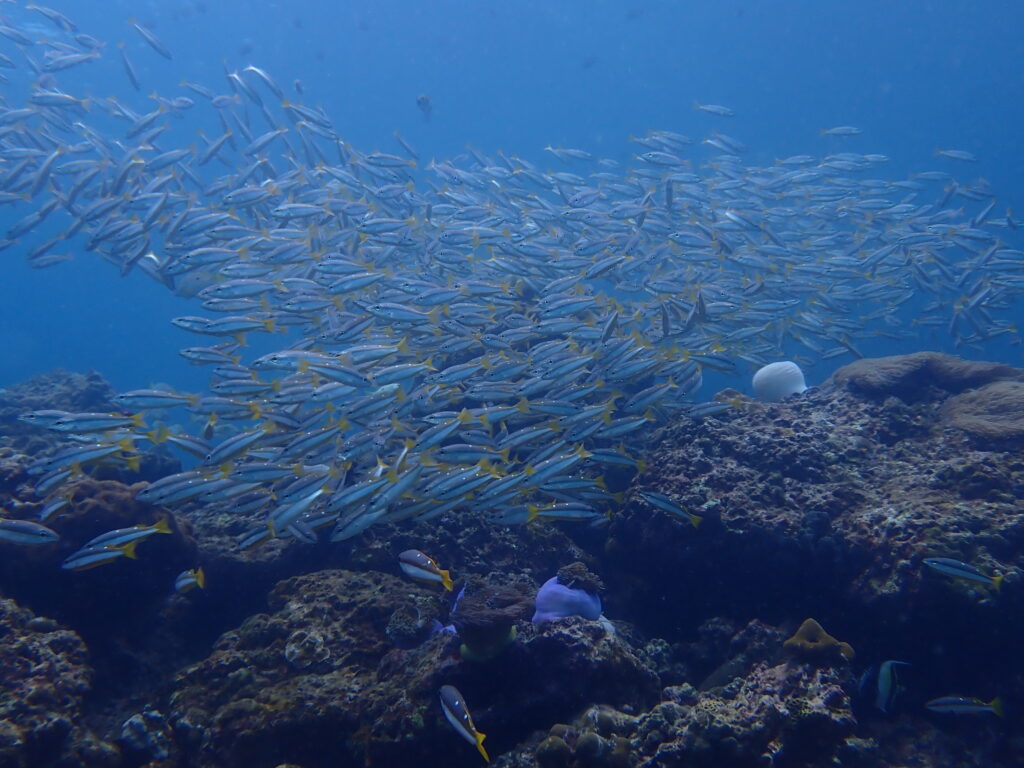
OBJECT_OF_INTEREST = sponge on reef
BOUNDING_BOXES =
[752,361,808,402]
[783,618,854,663]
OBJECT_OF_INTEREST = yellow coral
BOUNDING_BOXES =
[783,619,854,662]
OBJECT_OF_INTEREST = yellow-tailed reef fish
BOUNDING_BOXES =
[399,549,453,591]
[62,519,171,571]
[923,557,1004,591]
[638,490,703,528]
[0,1,1019,556]
[439,684,489,762]
[175,567,206,594]
[0,519,59,546]
[925,696,1003,717]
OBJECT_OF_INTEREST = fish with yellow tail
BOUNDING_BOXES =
[638,490,703,528]
[175,567,206,594]
[925,695,1003,717]
[399,549,453,591]
[61,518,172,571]
[439,684,489,762]
[0,519,59,546]
[923,557,1003,591]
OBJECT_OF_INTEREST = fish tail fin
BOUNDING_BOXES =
[690,513,703,529]
[440,569,453,591]
[993,573,1004,591]
[476,732,490,762]
[147,426,170,444]
[120,540,139,559]
[153,517,172,535]
[990,697,1004,717]
[125,454,141,473]
[195,567,206,589]
[131,412,146,428]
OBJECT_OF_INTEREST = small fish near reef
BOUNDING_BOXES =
[858,660,910,713]
[926,695,1003,717]
[0,519,59,546]
[923,557,1004,591]
[399,549,453,591]
[440,684,489,762]
[637,490,702,528]
[61,518,172,571]
[175,567,206,594]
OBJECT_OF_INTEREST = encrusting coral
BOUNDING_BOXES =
[783,618,854,663]
[830,351,1023,398]
[941,380,1024,443]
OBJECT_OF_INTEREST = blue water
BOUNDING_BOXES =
[1,0,1022,391]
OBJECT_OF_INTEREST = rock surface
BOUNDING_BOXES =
[2,357,1022,767]
[166,568,659,768]
[0,597,118,767]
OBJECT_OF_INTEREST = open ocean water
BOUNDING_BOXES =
[1,0,1022,390]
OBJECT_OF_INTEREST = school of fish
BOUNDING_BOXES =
[2,5,1022,559]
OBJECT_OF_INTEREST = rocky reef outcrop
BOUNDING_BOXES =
[2,355,1022,768]
[0,597,118,767]
[0,370,115,455]
[164,568,659,768]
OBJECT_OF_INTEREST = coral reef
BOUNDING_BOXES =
[164,568,659,768]
[534,706,634,768]
[2,356,1023,767]
[166,569,429,767]
[608,354,1024,631]
[601,353,1024,765]
[0,476,196,631]
[830,352,1023,399]
[0,597,118,767]
[0,370,115,453]
[638,660,858,767]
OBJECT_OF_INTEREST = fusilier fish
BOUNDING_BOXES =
[0,519,59,546]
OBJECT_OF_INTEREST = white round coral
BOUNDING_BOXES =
[752,361,808,402]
